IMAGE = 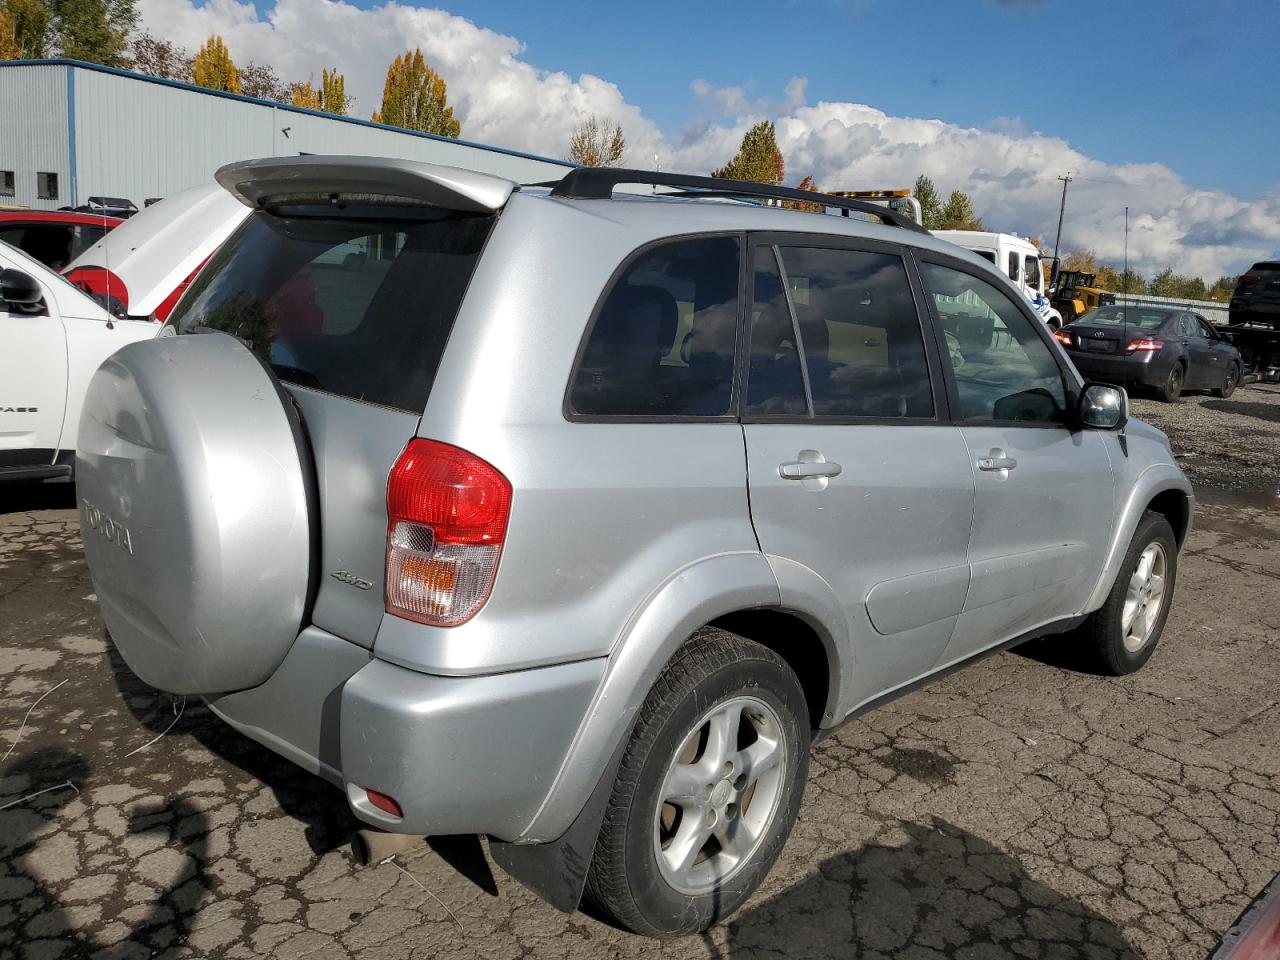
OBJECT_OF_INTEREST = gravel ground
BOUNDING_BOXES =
[1,389,1277,960]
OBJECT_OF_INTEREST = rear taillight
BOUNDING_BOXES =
[1127,338,1164,352]
[1053,329,1073,347]
[1239,271,1259,287]
[385,439,512,626]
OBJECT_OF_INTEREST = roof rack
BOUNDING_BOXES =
[545,168,928,233]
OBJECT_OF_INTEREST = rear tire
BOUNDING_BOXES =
[1072,511,1177,675]
[1212,364,1239,399]
[1156,364,1184,403]
[583,628,809,937]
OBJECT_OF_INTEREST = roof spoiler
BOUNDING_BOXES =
[215,156,517,214]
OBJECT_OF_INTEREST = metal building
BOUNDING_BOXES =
[0,59,574,211]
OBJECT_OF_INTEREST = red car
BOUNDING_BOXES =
[0,209,123,271]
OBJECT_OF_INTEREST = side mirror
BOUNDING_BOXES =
[1078,382,1128,431]
[1,268,44,306]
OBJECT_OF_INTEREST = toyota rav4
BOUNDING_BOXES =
[77,156,1193,937]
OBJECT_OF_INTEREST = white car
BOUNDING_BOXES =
[0,241,159,482]
[933,229,1064,328]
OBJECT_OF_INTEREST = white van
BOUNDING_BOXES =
[933,230,1063,328]
[0,241,159,481]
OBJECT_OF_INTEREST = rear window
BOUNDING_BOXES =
[1079,306,1171,331]
[169,203,494,412]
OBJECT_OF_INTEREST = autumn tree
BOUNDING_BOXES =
[1,0,48,58]
[371,49,460,137]
[1061,248,1098,273]
[290,67,349,115]
[0,10,19,58]
[712,121,784,185]
[567,115,625,167]
[784,174,824,212]
[192,34,240,93]
[937,189,983,230]
[47,0,136,67]
[914,174,944,230]
[239,61,289,101]
[131,31,191,79]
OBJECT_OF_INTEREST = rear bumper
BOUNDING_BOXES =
[1065,350,1171,388]
[206,626,605,840]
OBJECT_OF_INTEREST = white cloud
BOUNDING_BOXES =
[137,0,1280,280]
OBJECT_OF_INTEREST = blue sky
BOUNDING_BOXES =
[339,0,1278,199]
[155,0,1280,276]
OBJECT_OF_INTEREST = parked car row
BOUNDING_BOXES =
[70,157,1191,937]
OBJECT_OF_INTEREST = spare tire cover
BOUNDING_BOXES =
[77,332,313,695]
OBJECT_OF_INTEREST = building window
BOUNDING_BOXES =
[37,172,58,201]
[0,171,14,197]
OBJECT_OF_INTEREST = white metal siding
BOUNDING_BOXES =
[0,65,70,209]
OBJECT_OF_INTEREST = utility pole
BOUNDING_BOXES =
[1052,173,1073,262]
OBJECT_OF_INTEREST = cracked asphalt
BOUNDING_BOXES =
[2,386,1278,959]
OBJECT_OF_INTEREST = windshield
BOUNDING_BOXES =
[1076,306,1170,331]
[169,202,495,412]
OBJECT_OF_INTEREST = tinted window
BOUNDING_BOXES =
[1008,252,1020,282]
[171,204,494,413]
[1177,314,1200,338]
[1079,306,1171,331]
[778,246,933,419]
[570,236,740,417]
[922,262,1066,423]
[745,246,806,416]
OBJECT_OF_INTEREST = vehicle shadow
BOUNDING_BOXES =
[104,634,362,857]
[0,746,211,957]
[1201,399,1280,424]
[716,817,1137,958]
[0,482,76,515]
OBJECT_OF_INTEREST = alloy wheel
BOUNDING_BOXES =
[1122,542,1168,652]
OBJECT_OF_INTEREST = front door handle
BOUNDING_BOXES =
[780,460,843,480]
[977,449,1018,472]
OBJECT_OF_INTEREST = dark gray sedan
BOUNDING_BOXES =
[1055,305,1242,402]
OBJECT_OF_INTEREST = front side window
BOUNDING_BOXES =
[921,261,1066,423]
[36,172,58,201]
[747,245,934,419]
[170,203,494,412]
[1024,255,1042,293]
[1008,251,1020,282]
[570,236,741,418]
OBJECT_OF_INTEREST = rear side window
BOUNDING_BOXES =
[170,204,494,412]
[569,236,741,418]
[774,246,934,419]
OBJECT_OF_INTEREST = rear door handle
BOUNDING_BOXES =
[780,460,843,480]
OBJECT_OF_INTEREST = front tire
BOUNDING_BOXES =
[1212,363,1239,398]
[583,628,809,937]
[1073,511,1178,675]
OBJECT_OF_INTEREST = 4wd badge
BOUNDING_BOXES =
[331,570,373,591]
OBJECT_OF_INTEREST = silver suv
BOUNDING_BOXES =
[77,157,1192,937]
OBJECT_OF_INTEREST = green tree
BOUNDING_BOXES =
[191,34,240,94]
[712,120,784,185]
[371,49,460,137]
[567,114,625,166]
[290,68,349,115]
[47,0,136,67]
[2,0,50,59]
[937,189,983,230]
[1148,268,1207,300]
[914,174,943,230]
[1206,275,1236,302]
[1094,265,1147,295]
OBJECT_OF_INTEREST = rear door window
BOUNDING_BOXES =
[921,261,1067,423]
[169,204,494,412]
[569,236,741,418]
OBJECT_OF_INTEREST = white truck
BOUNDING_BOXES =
[933,229,1064,328]
[0,241,159,482]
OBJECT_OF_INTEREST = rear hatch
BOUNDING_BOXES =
[77,156,511,695]
[1235,262,1280,310]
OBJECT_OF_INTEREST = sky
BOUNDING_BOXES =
[137,0,1280,280]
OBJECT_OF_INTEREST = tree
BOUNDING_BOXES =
[937,189,983,230]
[131,31,191,80]
[567,115,625,167]
[1148,268,1207,300]
[0,10,19,59]
[1207,275,1237,302]
[1061,248,1098,273]
[712,120,784,185]
[290,67,349,115]
[239,61,289,101]
[914,174,944,230]
[3,0,51,59]
[191,34,240,94]
[371,49,460,137]
[47,0,136,67]
[784,174,824,212]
